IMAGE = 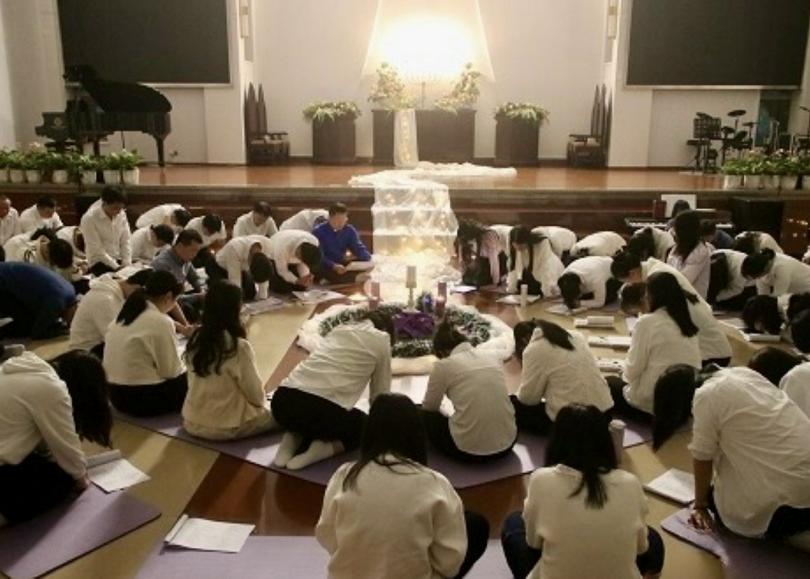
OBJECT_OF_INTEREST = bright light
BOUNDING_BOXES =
[378,17,471,82]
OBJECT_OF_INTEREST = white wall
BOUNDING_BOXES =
[253,0,608,160]
[0,2,15,148]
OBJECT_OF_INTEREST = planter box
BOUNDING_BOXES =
[103,170,121,184]
[495,117,540,167]
[372,109,476,165]
[722,175,743,189]
[9,169,24,183]
[781,175,799,191]
[52,170,69,184]
[0,168,7,183]
[81,171,98,185]
[744,175,762,190]
[312,116,356,164]
[122,168,140,185]
[803,175,810,191]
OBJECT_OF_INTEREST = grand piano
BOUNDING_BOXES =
[35,66,172,166]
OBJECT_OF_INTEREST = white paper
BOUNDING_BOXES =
[574,315,615,328]
[596,358,624,374]
[345,261,374,272]
[546,303,587,316]
[644,468,695,505]
[88,456,150,493]
[588,336,632,349]
[497,294,541,306]
[450,284,477,294]
[242,297,285,316]
[744,333,782,343]
[165,515,255,553]
[292,289,346,305]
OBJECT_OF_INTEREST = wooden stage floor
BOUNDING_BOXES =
[138,164,725,192]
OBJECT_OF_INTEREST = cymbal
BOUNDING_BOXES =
[728,109,746,117]
[696,112,711,119]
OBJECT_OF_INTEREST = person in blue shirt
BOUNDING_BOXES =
[312,202,372,284]
[0,261,77,339]
[700,220,734,250]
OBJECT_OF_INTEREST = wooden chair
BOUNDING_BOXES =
[244,83,289,165]
[567,84,611,167]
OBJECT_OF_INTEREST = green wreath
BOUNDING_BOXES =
[318,304,492,358]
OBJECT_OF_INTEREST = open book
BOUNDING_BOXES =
[588,335,632,349]
[86,450,150,493]
[574,315,615,329]
[165,515,255,553]
[644,468,695,505]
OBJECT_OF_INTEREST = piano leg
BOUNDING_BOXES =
[93,139,101,158]
[156,137,166,167]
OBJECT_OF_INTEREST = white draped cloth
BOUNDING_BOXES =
[393,109,419,168]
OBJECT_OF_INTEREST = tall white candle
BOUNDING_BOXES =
[520,283,528,308]
[406,265,417,288]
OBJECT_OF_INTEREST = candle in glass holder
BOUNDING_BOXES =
[437,281,447,299]
[406,265,417,289]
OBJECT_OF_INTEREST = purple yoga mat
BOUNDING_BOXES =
[114,411,547,489]
[662,509,810,579]
[0,486,160,579]
[136,537,510,579]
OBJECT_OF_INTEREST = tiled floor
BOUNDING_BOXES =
[14,288,777,578]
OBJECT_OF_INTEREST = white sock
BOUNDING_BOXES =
[272,432,302,468]
[286,440,345,470]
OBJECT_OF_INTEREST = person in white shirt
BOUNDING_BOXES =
[0,350,112,525]
[739,293,810,337]
[56,226,86,262]
[656,366,810,541]
[210,235,274,301]
[185,213,228,268]
[18,196,63,233]
[532,226,577,261]
[270,312,394,470]
[68,269,153,356]
[629,226,674,261]
[0,195,21,246]
[182,282,277,440]
[611,252,700,296]
[501,404,664,579]
[506,226,564,297]
[316,393,489,579]
[570,231,626,258]
[512,320,613,434]
[557,256,621,310]
[608,272,701,418]
[279,208,328,232]
[780,361,810,420]
[131,224,174,263]
[666,210,713,299]
[232,201,277,238]
[265,229,321,294]
[708,249,755,310]
[743,250,810,297]
[734,230,784,255]
[134,203,190,232]
[3,229,76,281]
[421,321,517,461]
[745,347,810,422]
[103,271,187,416]
[80,187,132,276]
[456,219,510,287]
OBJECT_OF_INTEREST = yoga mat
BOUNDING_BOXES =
[136,537,510,579]
[661,509,810,579]
[114,411,548,489]
[0,486,161,579]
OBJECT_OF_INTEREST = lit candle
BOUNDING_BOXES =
[406,265,417,289]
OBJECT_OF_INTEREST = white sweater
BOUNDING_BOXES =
[667,242,713,299]
[316,458,466,579]
[279,209,328,232]
[561,256,615,308]
[266,230,319,284]
[714,249,752,302]
[232,212,278,238]
[183,336,267,430]
[131,227,162,263]
[517,329,613,420]
[571,231,626,258]
[69,274,125,351]
[0,207,21,245]
[19,205,63,233]
[622,309,701,413]
[533,226,577,257]
[80,201,132,269]
[424,342,517,455]
[522,465,649,579]
[687,296,732,361]
[755,253,810,296]
[507,238,564,296]
[780,362,810,419]
[0,352,86,479]
[135,203,184,230]
[185,216,227,247]
[103,301,185,385]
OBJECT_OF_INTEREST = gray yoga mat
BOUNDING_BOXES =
[0,486,161,579]
[661,508,810,579]
[137,537,510,579]
[114,411,547,489]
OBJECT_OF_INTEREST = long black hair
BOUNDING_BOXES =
[610,250,642,280]
[186,281,245,377]
[546,404,617,508]
[671,210,701,259]
[741,295,781,334]
[456,218,489,262]
[50,350,112,448]
[509,226,547,274]
[652,364,698,450]
[557,272,583,310]
[342,393,428,492]
[741,249,775,279]
[627,227,657,260]
[116,270,183,326]
[748,347,803,386]
[646,272,699,337]
[513,319,575,361]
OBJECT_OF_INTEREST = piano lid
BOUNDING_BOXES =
[66,65,171,114]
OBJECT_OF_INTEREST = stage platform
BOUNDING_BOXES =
[2,164,809,253]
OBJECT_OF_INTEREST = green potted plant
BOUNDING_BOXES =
[435,63,482,112]
[494,102,550,167]
[48,151,71,184]
[780,155,802,191]
[743,151,766,190]
[720,158,746,189]
[369,63,416,164]
[102,149,142,185]
[7,150,25,183]
[0,148,10,183]
[22,148,48,184]
[68,153,101,185]
[762,152,787,190]
[303,101,361,164]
